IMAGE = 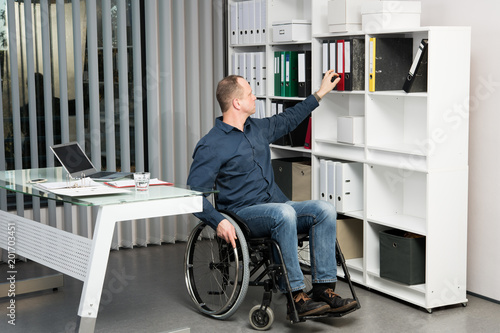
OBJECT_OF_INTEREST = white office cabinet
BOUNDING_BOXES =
[227,0,470,313]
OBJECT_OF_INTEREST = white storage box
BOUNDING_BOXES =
[362,1,421,32]
[328,0,378,33]
[338,116,365,144]
[272,20,311,43]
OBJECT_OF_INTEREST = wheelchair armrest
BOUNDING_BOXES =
[218,209,252,238]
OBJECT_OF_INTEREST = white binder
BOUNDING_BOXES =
[254,0,262,43]
[327,160,340,206]
[336,162,363,213]
[329,40,337,73]
[255,52,266,96]
[322,41,329,76]
[230,3,238,45]
[319,159,328,201]
[246,52,256,92]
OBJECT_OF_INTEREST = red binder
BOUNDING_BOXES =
[304,117,312,149]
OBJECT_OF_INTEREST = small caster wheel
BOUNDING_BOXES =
[426,308,433,314]
[249,305,274,331]
[462,302,468,308]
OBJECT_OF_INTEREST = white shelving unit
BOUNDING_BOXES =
[227,0,470,312]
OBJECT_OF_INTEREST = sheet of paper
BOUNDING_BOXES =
[47,186,130,197]
[33,178,131,197]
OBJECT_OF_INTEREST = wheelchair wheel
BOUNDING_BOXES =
[249,305,274,331]
[184,220,250,319]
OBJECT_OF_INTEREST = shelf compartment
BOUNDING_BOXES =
[366,94,428,155]
[313,93,365,143]
[366,165,427,235]
[365,222,427,294]
[366,271,426,308]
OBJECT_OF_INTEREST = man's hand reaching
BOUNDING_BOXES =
[316,69,340,99]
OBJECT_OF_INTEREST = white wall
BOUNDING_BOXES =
[419,0,500,301]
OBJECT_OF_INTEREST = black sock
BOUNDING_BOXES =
[312,282,336,297]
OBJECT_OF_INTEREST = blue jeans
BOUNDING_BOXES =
[235,200,337,292]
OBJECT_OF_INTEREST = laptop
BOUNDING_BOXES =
[50,142,132,181]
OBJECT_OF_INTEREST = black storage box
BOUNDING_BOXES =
[379,229,425,285]
[272,157,311,201]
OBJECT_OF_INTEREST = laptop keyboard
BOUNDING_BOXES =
[89,171,113,178]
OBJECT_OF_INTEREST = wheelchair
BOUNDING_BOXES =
[184,210,360,330]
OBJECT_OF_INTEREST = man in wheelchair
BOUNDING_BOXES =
[187,71,358,318]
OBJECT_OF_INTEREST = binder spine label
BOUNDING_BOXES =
[369,38,376,92]
[409,44,424,76]
[344,41,351,73]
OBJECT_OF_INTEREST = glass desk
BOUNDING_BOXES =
[0,167,206,333]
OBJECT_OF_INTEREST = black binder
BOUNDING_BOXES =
[289,116,310,147]
[345,38,365,91]
[403,39,428,93]
[272,100,291,146]
[298,50,311,97]
[369,37,413,91]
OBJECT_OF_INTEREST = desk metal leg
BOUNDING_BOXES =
[74,196,203,332]
[77,206,117,333]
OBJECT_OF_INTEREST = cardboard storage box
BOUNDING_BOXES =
[338,116,364,145]
[337,218,363,260]
[272,20,311,43]
[272,157,311,201]
[362,1,421,32]
[380,229,425,285]
[327,0,378,33]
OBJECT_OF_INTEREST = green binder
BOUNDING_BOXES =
[280,51,286,96]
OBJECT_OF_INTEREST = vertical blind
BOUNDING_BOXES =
[0,0,225,257]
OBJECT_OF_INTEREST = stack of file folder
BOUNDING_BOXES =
[274,50,311,97]
[230,0,266,45]
[319,159,363,213]
[322,38,365,91]
[231,51,266,96]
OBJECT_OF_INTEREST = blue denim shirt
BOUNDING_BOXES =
[187,94,319,229]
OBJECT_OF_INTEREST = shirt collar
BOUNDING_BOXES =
[215,116,251,134]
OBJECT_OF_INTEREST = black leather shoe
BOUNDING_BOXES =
[288,292,330,317]
[313,288,357,313]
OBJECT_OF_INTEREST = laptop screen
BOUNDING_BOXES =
[51,142,95,175]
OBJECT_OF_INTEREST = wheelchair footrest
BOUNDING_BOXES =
[298,306,359,321]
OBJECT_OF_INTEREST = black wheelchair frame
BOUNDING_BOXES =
[184,210,360,330]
